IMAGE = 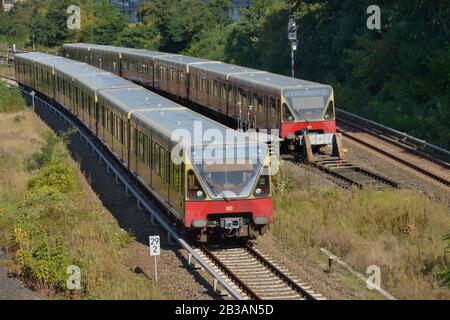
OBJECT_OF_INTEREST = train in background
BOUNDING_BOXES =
[61,43,344,161]
[15,52,273,242]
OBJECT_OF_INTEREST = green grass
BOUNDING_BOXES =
[0,111,167,299]
[271,164,450,299]
[0,80,25,113]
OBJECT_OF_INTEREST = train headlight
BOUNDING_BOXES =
[254,216,269,225]
[286,133,296,140]
[197,190,204,198]
[192,220,207,228]
[255,188,262,195]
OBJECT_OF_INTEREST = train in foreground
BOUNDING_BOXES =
[15,52,273,242]
[61,43,344,161]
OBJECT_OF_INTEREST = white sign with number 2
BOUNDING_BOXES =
[149,236,160,256]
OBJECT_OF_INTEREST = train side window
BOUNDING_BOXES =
[201,77,206,93]
[270,97,276,119]
[276,98,281,123]
[154,143,160,174]
[143,135,148,163]
[89,97,94,116]
[111,113,115,135]
[228,85,234,103]
[213,80,219,97]
[159,146,165,180]
[222,83,227,101]
[81,92,86,110]
[119,120,124,144]
[101,104,106,127]
[115,116,120,139]
[248,91,253,109]
[187,170,206,200]
[133,128,139,155]
[179,72,184,86]
[147,136,153,169]
[257,96,263,113]
[123,121,128,147]
[109,110,114,133]
[139,132,144,161]
[172,163,180,191]
[166,151,171,183]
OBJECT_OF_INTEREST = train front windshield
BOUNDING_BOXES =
[283,87,334,121]
[190,144,266,199]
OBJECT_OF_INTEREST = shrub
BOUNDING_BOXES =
[27,157,77,194]
[27,131,62,171]
[12,224,74,292]
[442,234,450,287]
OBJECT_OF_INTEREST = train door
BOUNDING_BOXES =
[170,160,184,213]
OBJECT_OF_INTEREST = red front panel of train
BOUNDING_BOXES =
[184,198,273,228]
[281,121,337,140]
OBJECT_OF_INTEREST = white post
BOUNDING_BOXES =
[154,255,158,283]
[30,91,36,112]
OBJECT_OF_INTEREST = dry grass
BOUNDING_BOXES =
[0,110,167,299]
[271,163,450,299]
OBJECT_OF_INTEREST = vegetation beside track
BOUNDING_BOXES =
[271,163,450,299]
[0,62,15,81]
[0,81,24,113]
[0,106,166,299]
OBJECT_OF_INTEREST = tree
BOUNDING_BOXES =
[0,1,32,47]
[185,25,232,61]
[80,0,128,45]
[114,23,161,50]
[29,0,74,47]
[140,0,231,53]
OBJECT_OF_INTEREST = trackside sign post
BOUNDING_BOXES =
[149,236,160,282]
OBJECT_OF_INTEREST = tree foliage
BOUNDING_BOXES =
[78,0,128,45]
[139,0,232,53]
[114,23,161,50]
[1,0,449,148]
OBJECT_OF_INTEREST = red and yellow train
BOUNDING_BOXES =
[15,52,273,242]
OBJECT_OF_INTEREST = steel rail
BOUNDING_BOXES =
[306,157,399,189]
[200,245,261,300]
[338,127,450,187]
[5,79,246,300]
[243,244,317,300]
[336,108,450,160]
[337,118,450,171]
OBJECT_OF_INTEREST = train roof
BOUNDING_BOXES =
[75,73,136,93]
[15,52,57,62]
[229,71,331,92]
[62,43,96,49]
[98,86,248,143]
[189,62,260,77]
[121,50,169,59]
[155,54,217,67]
[55,62,105,78]
[98,87,184,112]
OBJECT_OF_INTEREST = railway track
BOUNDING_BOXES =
[194,243,324,300]
[336,111,450,188]
[308,154,399,190]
